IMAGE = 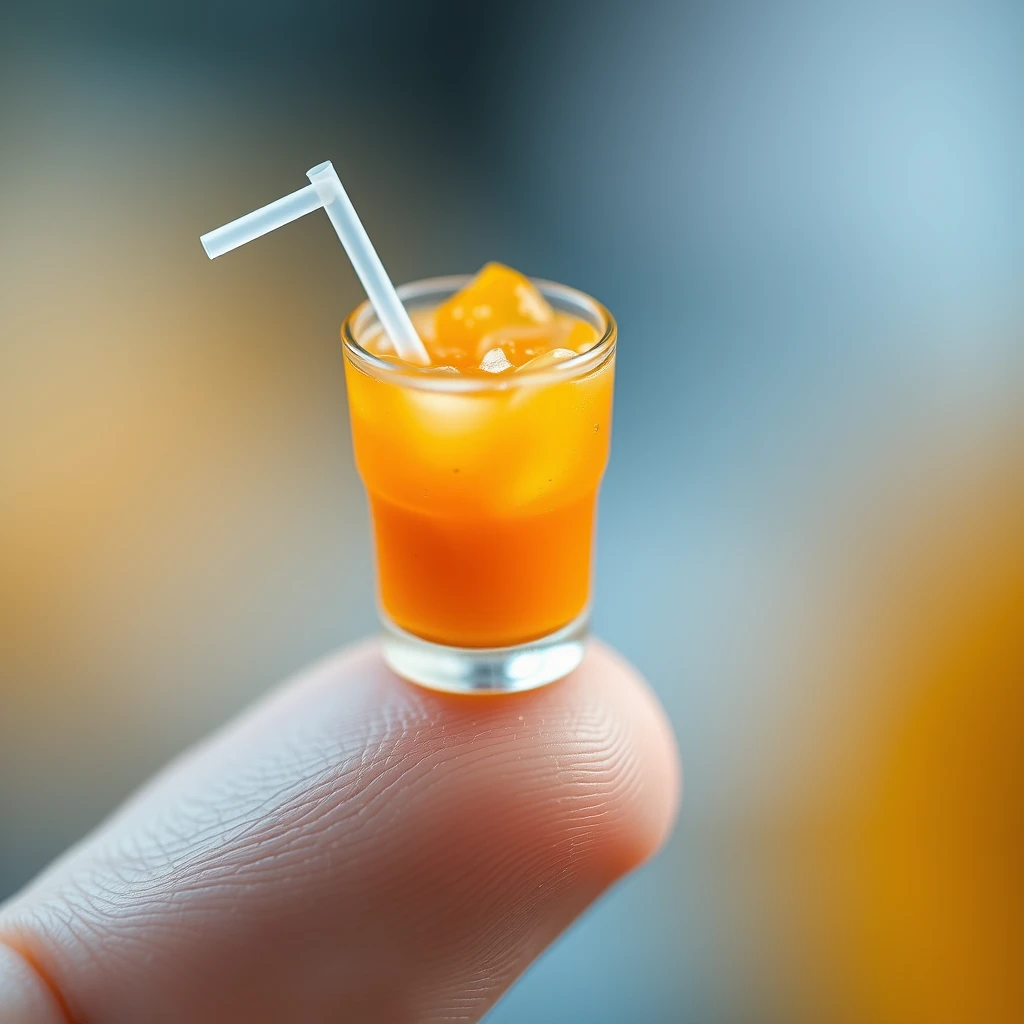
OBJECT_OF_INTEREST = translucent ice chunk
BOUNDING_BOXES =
[403,389,492,440]
[434,263,553,359]
[514,347,576,372]
[475,325,553,366]
[477,318,598,365]
[479,347,513,373]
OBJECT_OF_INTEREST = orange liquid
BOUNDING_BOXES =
[344,301,614,648]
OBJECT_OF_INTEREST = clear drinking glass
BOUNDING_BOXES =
[342,276,616,693]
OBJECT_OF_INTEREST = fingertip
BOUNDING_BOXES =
[335,636,683,874]
[372,634,682,886]
[559,639,682,873]
[0,636,680,1024]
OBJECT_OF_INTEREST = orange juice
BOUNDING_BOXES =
[342,266,615,652]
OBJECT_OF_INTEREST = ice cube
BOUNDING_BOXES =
[475,325,553,366]
[514,348,576,372]
[476,317,597,365]
[479,347,513,373]
[433,263,554,358]
[507,348,577,411]
[403,389,491,440]
[513,280,553,322]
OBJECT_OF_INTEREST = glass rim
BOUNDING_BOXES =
[341,274,617,393]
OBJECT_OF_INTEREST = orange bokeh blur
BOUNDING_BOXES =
[835,439,1024,1024]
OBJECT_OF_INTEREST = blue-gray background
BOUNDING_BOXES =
[3,2,1022,1021]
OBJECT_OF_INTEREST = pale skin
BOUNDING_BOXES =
[0,639,680,1023]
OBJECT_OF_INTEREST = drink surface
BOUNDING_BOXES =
[344,265,615,648]
[364,262,601,371]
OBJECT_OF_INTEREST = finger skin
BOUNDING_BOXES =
[0,944,67,1024]
[0,639,680,1024]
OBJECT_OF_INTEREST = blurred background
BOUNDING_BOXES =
[2,0,1022,1021]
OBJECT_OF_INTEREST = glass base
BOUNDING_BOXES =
[381,611,589,695]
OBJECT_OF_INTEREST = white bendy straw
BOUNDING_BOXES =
[200,160,430,365]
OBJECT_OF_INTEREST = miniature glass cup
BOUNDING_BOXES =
[342,276,616,693]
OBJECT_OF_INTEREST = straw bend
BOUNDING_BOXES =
[306,161,429,364]
[199,159,429,364]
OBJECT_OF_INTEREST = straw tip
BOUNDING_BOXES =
[306,161,341,205]
[200,233,218,259]
[307,160,334,178]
